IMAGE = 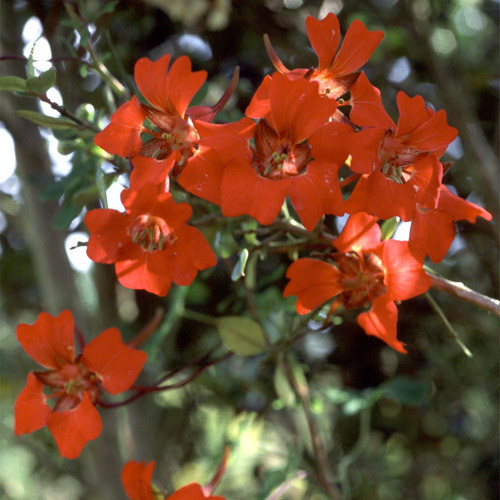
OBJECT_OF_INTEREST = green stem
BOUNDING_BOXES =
[337,405,372,499]
[424,291,473,357]
[181,309,217,326]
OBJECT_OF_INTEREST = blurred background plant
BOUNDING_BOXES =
[0,0,498,499]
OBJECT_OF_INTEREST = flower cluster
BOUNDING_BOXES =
[14,311,147,458]
[89,11,491,347]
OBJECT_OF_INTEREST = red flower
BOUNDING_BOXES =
[85,184,216,296]
[180,73,347,230]
[409,185,492,262]
[264,13,383,100]
[284,213,431,352]
[122,461,226,500]
[95,55,238,180]
[14,311,147,458]
[344,73,458,220]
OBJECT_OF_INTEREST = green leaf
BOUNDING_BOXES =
[26,44,36,79]
[273,362,296,407]
[380,375,433,406]
[216,316,267,356]
[231,248,249,281]
[26,68,56,94]
[14,110,79,130]
[95,167,108,209]
[380,217,399,240]
[0,76,27,92]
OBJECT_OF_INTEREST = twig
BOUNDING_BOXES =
[427,271,500,317]
[97,351,232,408]
[264,470,307,500]
[282,356,343,500]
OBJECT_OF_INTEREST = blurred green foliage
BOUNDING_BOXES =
[0,0,498,499]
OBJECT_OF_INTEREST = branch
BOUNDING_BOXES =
[97,351,233,409]
[282,356,343,500]
[427,271,500,317]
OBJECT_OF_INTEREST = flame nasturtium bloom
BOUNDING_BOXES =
[85,184,216,296]
[265,13,383,100]
[14,311,147,458]
[284,213,431,352]
[122,461,226,500]
[180,73,348,230]
[344,73,458,221]
[94,54,237,179]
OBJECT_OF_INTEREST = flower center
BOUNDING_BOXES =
[141,107,200,174]
[128,214,176,252]
[334,252,386,309]
[252,119,311,180]
[379,131,420,179]
[36,362,100,410]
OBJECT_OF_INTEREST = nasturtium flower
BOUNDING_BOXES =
[14,311,147,459]
[122,461,226,500]
[180,73,348,230]
[344,73,458,220]
[284,213,431,352]
[85,184,216,296]
[264,13,383,100]
[95,54,238,181]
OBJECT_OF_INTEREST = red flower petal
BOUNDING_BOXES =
[115,248,173,297]
[166,483,226,500]
[409,154,443,210]
[94,97,146,156]
[17,310,75,370]
[334,212,381,253]
[381,240,430,300]
[438,185,492,223]
[130,155,174,191]
[330,20,384,77]
[394,92,432,138]
[288,161,344,231]
[305,13,340,71]
[357,297,405,353]
[409,207,455,263]
[269,74,337,143]
[408,186,491,263]
[195,117,256,142]
[165,56,207,117]
[134,55,172,113]
[14,373,51,435]
[221,160,289,225]
[366,172,416,221]
[81,328,147,395]
[343,128,386,174]
[46,391,102,459]
[284,258,345,314]
[396,93,457,152]
[173,225,217,275]
[308,122,353,166]
[349,72,394,129]
[122,461,156,500]
[85,209,132,264]
[177,144,225,204]
[245,75,272,119]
